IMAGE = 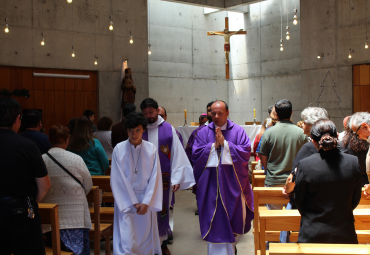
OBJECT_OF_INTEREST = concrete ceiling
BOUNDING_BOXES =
[160,0,266,10]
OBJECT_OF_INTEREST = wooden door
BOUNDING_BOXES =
[353,64,370,113]
[0,66,98,134]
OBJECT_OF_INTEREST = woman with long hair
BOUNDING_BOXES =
[68,116,110,175]
[295,119,362,243]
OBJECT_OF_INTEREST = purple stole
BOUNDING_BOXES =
[142,122,173,237]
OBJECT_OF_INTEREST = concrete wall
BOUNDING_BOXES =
[0,0,148,124]
[148,0,229,127]
[300,0,370,129]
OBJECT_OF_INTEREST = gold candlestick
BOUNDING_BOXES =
[183,118,188,127]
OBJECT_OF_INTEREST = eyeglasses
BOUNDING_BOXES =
[353,125,362,136]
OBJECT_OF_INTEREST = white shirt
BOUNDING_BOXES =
[94,130,113,159]
[41,148,93,232]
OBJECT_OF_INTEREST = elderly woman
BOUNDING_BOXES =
[41,125,92,255]
[68,116,110,176]
[295,120,361,243]
[94,117,114,159]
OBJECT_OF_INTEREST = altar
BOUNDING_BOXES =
[177,125,262,149]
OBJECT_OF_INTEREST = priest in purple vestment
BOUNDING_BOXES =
[192,100,254,255]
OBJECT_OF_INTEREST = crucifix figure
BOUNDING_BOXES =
[207,17,246,79]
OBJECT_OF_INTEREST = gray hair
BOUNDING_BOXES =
[300,107,329,125]
[350,112,370,129]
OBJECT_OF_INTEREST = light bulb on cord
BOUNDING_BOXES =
[94,56,98,65]
[4,18,9,33]
[71,46,75,57]
[41,33,45,46]
[129,31,133,44]
[348,48,352,59]
[67,0,72,3]
[293,9,298,25]
[148,44,152,55]
[109,15,113,30]
[280,39,284,51]
[286,26,290,40]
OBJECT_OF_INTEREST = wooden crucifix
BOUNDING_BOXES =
[207,17,246,79]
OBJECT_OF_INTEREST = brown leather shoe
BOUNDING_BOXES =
[161,244,171,255]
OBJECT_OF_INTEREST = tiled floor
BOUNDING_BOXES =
[90,189,255,254]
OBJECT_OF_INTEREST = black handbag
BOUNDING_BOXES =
[46,152,85,190]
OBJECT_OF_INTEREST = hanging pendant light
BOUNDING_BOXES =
[94,56,98,65]
[280,39,284,51]
[4,18,9,33]
[148,44,152,55]
[130,31,133,44]
[41,33,45,46]
[67,0,72,3]
[348,48,352,58]
[71,46,75,57]
[286,26,290,40]
[109,15,113,30]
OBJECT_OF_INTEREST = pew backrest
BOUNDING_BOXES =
[269,243,370,255]
[39,203,62,255]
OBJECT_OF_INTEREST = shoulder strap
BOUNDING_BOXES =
[46,152,85,190]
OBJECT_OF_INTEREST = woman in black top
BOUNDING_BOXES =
[295,120,362,243]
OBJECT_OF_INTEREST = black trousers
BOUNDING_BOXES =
[0,199,45,255]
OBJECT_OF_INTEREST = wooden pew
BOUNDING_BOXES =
[92,176,114,204]
[253,187,370,255]
[252,174,266,189]
[258,209,370,255]
[108,159,111,165]
[251,161,258,171]
[105,166,111,176]
[87,186,113,255]
[269,243,370,255]
[39,203,73,255]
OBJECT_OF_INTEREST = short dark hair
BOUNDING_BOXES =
[275,99,292,120]
[140,98,158,111]
[124,112,147,131]
[0,97,21,128]
[67,118,79,136]
[159,106,167,116]
[97,117,113,131]
[23,110,42,129]
[49,125,70,145]
[199,115,207,122]
[123,103,136,117]
[213,100,229,111]
[207,101,215,109]
[83,110,95,118]
[268,105,274,114]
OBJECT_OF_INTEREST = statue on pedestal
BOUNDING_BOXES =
[121,68,136,110]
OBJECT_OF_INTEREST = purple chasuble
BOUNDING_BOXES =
[192,120,254,243]
[175,130,184,148]
[142,122,173,237]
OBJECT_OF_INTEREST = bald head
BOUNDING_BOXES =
[211,100,229,127]
[158,106,167,121]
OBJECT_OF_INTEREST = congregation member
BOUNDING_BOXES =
[295,119,362,243]
[260,99,308,209]
[340,116,369,185]
[110,112,163,255]
[83,109,97,133]
[0,97,51,254]
[158,106,184,146]
[199,114,208,126]
[253,118,267,162]
[192,100,254,255]
[141,98,195,255]
[68,116,110,176]
[41,125,92,255]
[111,103,136,148]
[185,102,214,216]
[20,110,51,155]
[94,117,114,159]
[282,106,329,243]
[338,116,351,141]
[67,117,79,136]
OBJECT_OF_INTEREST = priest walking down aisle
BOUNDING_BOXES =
[141,98,195,255]
[192,100,254,255]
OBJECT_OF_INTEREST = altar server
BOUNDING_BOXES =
[110,112,163,255]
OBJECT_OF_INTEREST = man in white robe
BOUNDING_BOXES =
[140,98,195,255]
[111,112,163,255]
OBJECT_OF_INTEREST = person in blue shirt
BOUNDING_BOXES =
[68,116,110,175]
[20,110,51,155]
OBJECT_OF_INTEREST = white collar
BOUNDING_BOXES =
[147,115,165,129]
[129,141,143,148]
[204,121,209,126]
[215,121,227,131]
